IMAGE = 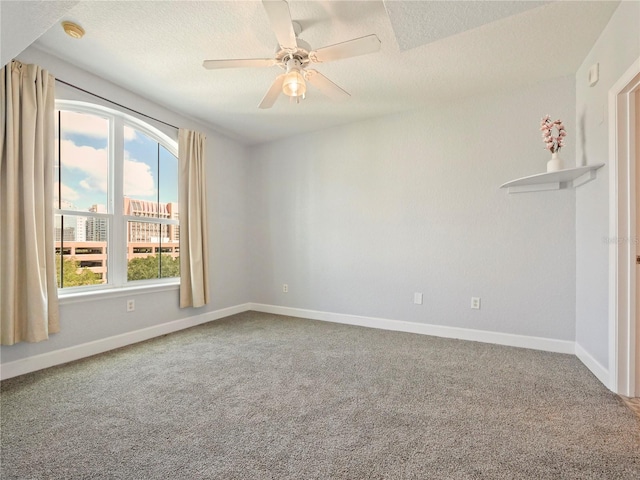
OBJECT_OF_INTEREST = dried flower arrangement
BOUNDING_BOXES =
[540,115,567,154]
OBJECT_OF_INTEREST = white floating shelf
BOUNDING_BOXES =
[500,164,605,194]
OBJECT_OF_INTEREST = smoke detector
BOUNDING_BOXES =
[62,21,85,39]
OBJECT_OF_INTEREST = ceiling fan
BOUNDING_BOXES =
[202,0,381,109]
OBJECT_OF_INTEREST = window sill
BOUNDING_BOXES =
[58,281,180,305]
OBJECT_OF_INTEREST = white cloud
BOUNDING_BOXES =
[54,182,79,201]
[60,110,137,140]
[60,140,109,193]
[60,111,109,139]
[124,151,156,197]
[60,140,156,200]
[123,126,137,141]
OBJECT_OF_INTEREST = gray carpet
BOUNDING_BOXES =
[1,311,639,479]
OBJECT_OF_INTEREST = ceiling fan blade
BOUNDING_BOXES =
[305,70,350,100]
[203,58,276,69]
[262,0,298,50]
[309,34,381,63]
[258,74,286,109]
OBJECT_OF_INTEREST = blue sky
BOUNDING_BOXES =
[56,110,178,212]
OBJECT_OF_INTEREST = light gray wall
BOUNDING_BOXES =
[248,76,577,340]
[1,47,250,364]
[575,1,640,369]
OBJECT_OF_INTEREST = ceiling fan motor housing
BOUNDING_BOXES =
[274,36,312,67]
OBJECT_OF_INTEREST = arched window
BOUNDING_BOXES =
[54,101,179,291]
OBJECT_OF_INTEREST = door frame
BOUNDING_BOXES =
[609,56,640,397]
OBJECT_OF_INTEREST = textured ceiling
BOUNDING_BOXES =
[0,0,78,66]
[22,1,621,145]
[384,0,550,50]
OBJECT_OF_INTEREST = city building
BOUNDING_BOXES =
[124,197,179,244]
[55,198,179,282]
[85,204,107,242]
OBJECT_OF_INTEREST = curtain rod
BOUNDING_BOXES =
[55,78,179,130]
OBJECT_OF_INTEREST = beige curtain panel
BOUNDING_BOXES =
[0,60,59,345]
[178,129,210,308]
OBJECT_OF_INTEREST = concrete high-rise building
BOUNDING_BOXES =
[55,226,76,242]
[54,214,79,242]
[75,217,87,242]
[124,197,179,244]
[86,205,107,242]
[167,202,179,243]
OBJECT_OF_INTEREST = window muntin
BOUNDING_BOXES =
[54,101,179,292]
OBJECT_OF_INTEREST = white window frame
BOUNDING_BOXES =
[55,100,180,299]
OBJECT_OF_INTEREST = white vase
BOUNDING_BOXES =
[547,152,564,172]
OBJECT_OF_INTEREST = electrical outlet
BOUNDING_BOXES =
[126,299,135,312]
[471,297,481,310]
[413,292,423,305]
[282,284,288,293]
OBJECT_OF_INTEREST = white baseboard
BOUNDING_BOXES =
[1,302,591,383]
[574,342,610,387]
[0,303,251,381]
[248,303,576,355]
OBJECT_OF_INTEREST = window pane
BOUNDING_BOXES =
[127,221,179,281]
[159,145,178,205]
[56,111,109,211]
[55,214,108,288]
[123,128,159,216]
[123,129,179,223]
[160,146,179,245]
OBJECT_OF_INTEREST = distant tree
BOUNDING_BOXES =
[56,255,101,288]
[159,255,180,279]
[127,255,158,281]
[127,254,180,281]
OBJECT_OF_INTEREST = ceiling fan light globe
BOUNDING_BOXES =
[282,70,306,97]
